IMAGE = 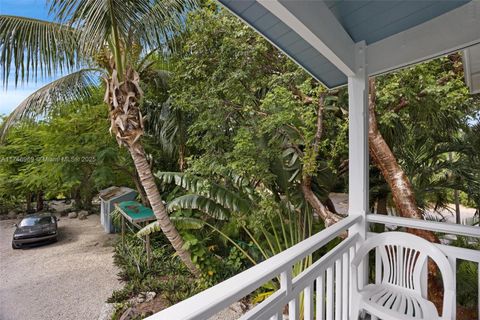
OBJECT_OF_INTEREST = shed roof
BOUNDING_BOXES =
[99,186,136,201]
[219,0,478,88]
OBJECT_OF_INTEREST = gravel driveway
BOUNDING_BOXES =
[0,214,122,320]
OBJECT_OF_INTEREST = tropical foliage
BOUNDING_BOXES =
[0,1,479,318]
[0,96,133,211]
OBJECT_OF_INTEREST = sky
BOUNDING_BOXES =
[0,0,54,116]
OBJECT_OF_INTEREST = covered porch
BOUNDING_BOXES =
[147,1,480,319]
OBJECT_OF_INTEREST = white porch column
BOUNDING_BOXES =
[348,41,369,240]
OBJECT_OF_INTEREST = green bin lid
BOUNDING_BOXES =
[116,201,156,223]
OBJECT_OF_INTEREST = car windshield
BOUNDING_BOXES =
[19,217,53,227]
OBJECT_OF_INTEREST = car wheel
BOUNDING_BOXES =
[11,242,20,249]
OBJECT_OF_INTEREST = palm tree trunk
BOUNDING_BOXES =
[130,143,199,276]
[104,67,200,276]
[368,79,439,243]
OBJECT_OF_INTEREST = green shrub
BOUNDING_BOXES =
[109,232,201,308]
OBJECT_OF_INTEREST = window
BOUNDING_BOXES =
[20,216,54,227]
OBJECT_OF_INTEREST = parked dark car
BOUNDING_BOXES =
[12,213,58,249]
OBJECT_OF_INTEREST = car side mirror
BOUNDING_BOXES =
[13,223,18,227]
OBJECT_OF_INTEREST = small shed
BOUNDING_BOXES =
[98,186,137,233]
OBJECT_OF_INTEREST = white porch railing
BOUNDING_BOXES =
[243,233,359,320]
[146,215,361,320]
[367,214,480,238]
[147,214,479,320]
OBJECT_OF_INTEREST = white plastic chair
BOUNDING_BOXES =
[351,232,454,320]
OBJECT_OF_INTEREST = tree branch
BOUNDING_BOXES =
[300,93,344,227]
[313,94,325,155]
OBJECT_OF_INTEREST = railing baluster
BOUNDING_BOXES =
[326,265,334,320]
[289,296,299,320]
[335,259,342,320]
[280,270,294,320]
[280,270,292,292]
[316,273,325,320]
[304,284,313,320]
[342,250,349,320]
[349,245,356,311]
[271,310,283,320]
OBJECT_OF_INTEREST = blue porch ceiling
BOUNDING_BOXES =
[218,0,471,88]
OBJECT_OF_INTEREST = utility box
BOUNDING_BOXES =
[99,186,137,233]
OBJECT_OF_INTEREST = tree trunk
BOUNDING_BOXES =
[373,195,389,233]
[454,189,461,224]
[73,188,82,210]
[325,197,338,214]
[301,179,343,227]
[179,144,186,172]
[300,94,344,228]
[104,67,200,276]
[36,191,44,212]
[26,193,33,214]
[448,153,462,224]
[130,143,199,276]
[82,190,94,211]
[368,79,439,243]
[368,79,444,311]
[376,196,388,215]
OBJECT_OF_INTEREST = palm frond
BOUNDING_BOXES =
[168,194,230,220]
[0,68,103,138]
[144,98,185,155]
[0,15,81,86]
[133,0,196,50]
[50,0,127,41]
[156,172,252,214]
[49,0,195,56]
[137,216,204,237]
[49,0,142,57]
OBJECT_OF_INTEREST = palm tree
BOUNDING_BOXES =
[0,0,199,275]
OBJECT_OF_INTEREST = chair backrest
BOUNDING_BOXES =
[351,232,455,318]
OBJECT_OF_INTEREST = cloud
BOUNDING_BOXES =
[0,84,45,116]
